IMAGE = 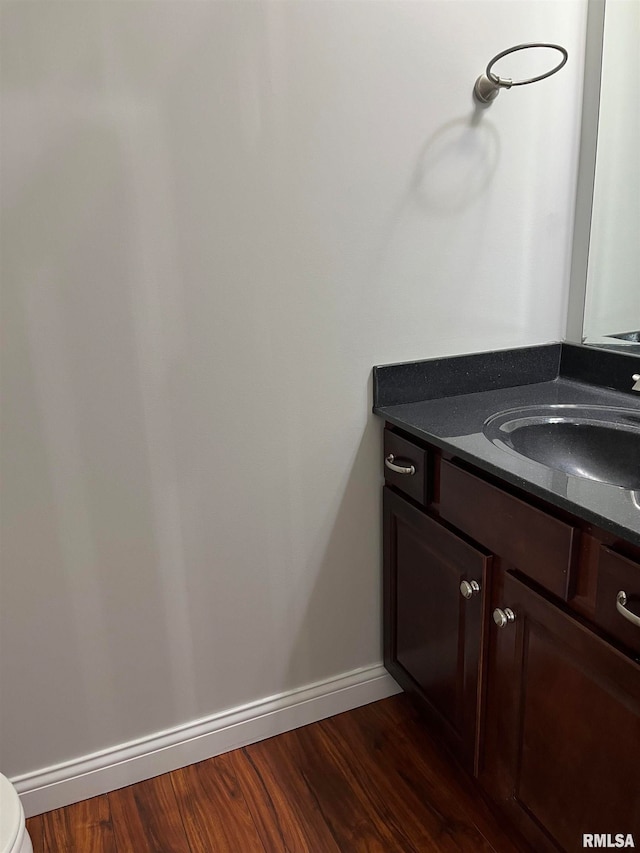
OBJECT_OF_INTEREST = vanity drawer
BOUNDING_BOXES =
[439,461,577,600]
[383,429,430,506]
[595,548,640,655]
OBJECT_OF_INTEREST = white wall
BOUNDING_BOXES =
[1,0,586,781]
[583,0,639,338]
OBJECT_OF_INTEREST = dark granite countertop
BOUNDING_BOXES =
[373,344,640,547]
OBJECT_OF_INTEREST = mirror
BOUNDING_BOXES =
[568,0,640,355]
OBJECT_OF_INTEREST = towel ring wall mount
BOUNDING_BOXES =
[473,43,569,104]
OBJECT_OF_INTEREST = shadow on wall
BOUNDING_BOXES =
[365,106,502,347]
[409,108,500,215]
[283,410,385,690]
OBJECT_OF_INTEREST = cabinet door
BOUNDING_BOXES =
[383,487,491,772]
[482,570,640,853]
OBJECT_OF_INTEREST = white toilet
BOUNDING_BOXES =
[0,774,33,853]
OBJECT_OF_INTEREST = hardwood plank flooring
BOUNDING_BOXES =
[315,705,491,852]
[25,814,45,853]
[370,699,523,853]
[26,695,526,852]
[171,753,264,853]
[41,795,116,853]
[233,733,341,852]
[291,723,413,851]
[108,773,190,853]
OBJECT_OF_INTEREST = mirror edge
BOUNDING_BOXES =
[565,0,605,344]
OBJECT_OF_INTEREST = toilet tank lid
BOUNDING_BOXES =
[0,773,23,853]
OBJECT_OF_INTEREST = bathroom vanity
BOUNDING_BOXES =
[374,344,640,853]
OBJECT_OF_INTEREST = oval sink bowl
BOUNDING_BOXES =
[483,405,640,489]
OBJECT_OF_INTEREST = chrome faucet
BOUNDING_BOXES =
[633,374,640,392]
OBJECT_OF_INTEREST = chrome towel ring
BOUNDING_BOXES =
[474,43,568,104]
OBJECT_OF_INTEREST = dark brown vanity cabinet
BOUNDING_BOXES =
[383,487,490,773]
[482,571,640,852]
[382,426,640,852]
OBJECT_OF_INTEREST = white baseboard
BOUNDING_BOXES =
[13,663,401,818]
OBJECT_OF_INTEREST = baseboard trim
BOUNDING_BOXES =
[13,663,401,818]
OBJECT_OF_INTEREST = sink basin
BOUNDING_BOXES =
[612,330,640,343]
[483,405,640,489]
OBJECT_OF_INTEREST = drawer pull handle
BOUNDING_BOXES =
[493,607,516,628]
[385,454,416,476]
[460,580,481,599]
[616,590,640,628]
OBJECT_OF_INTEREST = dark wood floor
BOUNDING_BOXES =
[26,694,524,852]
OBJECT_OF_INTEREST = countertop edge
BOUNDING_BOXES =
[375,404,640,548]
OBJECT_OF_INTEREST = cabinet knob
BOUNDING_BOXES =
[460,580,481,599]
[493,607,516,628]
[385,454,416,476]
